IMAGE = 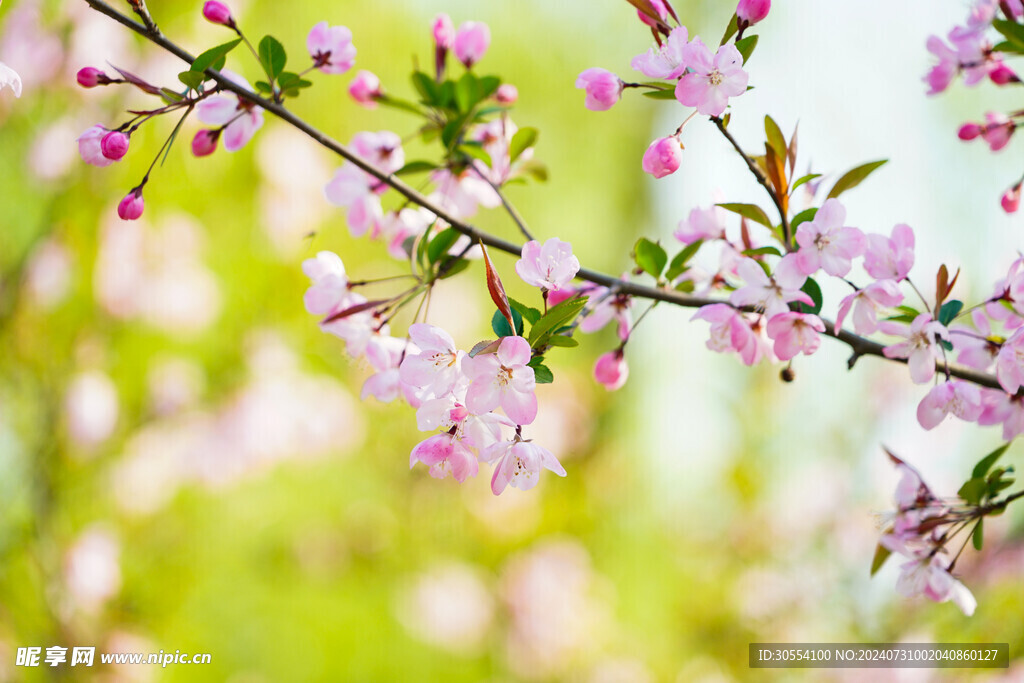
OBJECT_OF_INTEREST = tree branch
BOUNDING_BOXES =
[82,0,1003,390]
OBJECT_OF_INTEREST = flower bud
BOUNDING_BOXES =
[990,62,1019,85]
[348,70,382,108]
[432,14,455,50]
[117,189,145,221]
[957,122,981,140]
[736,0,771,25]
[495,83,518,104]
[594,350,629,391]
[642,136,683,179]
[77,67,107,88]
[100,131,130,161]
[202,0,233,26]
[1002,183,1021,214]
[191,129,219,157]
[454,21,490,68]
[575,68,623,112]
[637,0,669,28]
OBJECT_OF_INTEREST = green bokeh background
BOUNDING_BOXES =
[1,0,1022,681]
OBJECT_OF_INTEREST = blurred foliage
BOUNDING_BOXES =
[0,0,1022,682]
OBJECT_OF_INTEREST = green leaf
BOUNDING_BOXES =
[720,12,739,45]
[675,280,695,293]
[634,238,668,278]
[492,307,524,338]
[258,35,287,80]
[191,38,242,73]
[993,39,1024,55]
[958,477,987,506]
[509,298,541,325]
[545,335,578,348]
[478,75,501,98]
[666,240,703,280]
[518,160,548,182]
[717,203,773,229]
[798,277,823,315]
[528,297,588,347]
[411,71,439,105]
[764,115,787,161]
[742,246,783,257]
[790,207,818,231]
[458,143,493,168]
[455,72,480,112]
[826,159,888,199]
[178,71,205,90]
[395,160,437,176]
[254,81,273,94]
[790,173,821,193]
[528,357,554,384]
[736,34,759,64]
[160,87,185,104]
[277,72,312,91]
[642,89,678,100]
[972,519,984,551]
[993,19,1024,50]
[509,127,539,164]
[937,299,964,326]
[870,541,892,576]
[427,228,460,264]
[973,443,1011,479]
[376,95,425,116]
[437,257,470,279]
[441,116,467,150]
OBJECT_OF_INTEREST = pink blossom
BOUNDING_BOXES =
[674,39,748,117]
[400,324,464,398]
[675,203,726,244]
[981,111,1014,151]
[196,71,264,152]
[484,439,566,495]
[454,21,490,68]
[375,208,432,260]
[100,131,129,161]
[594,350,628,390]
[952,309,999,371]
[641,136,683,178]
[691,303,767,366]
[996,327,1024,394]
[630,26,689,80]
[307,21,356,74]
[462,336,537,425]
[879,537,976,616]
[916,380,983,429]
[880,313,949,384]
[1002,183,1021,213]
[766,311,824,361]
[575,68,623,112]
[579,288,632,340]
[949,25,992,86]
[958,122,982,140]
[429,168,500,219]
[348,70,381,107]
[117,189,144,221]
[863,223,915,281]
[516,238,580,291]
[78,124,115,167]
[324,164,381,237]
[736,0,771,25]
[416,396,511,452]
[410,434,478,482]
[794,199,866,277]
[77,67,107,88]
[0,61,20,98]
[989,61,1018,85]
[351,130,405,175]
[65,371,119,447]
[979,389,1024,440]
[433,14,455,50]
[302,251,349,315]
[202,0,233,26]
[923,35,959,95]
[835,279,903,335]
[730,255,811,319]
[361,335,415,403]
[495,84,518,104]
[191,129,219,157]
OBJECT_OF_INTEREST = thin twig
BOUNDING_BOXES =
[81,0,1004,390]
[468,163,535,241]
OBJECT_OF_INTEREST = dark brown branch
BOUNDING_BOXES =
[82,0,1002,390]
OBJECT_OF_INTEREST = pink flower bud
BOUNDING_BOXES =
[495,83,518,104]
[594,350,629,391]
[100,131,130,161]
[990,62,1019,85]
[117,189,145,221]
[637,0,669,28]
[202,0,233,26]
[736,0,771,25]
[642,136,683,179]
[575,68,623,112]
[348,70,382,107]
[1002,184,1021,213]
[433,14,455,50]
[958,122,982,140]
[454,21,490,68]
[191,129,219,157]
[77,67,107,88]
